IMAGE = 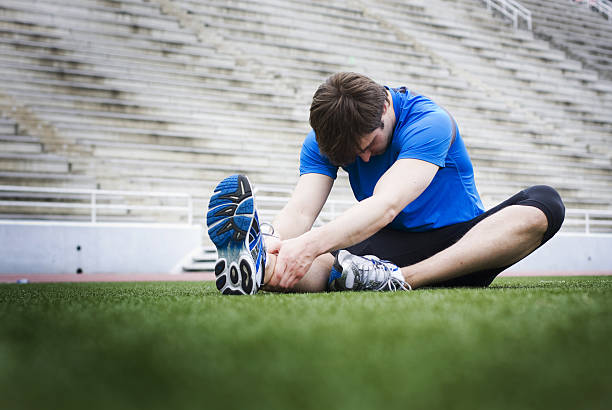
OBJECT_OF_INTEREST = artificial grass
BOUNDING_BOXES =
[0,276,610,410]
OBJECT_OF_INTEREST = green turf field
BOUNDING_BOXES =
[1,276,610,410]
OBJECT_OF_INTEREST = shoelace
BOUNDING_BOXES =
[385,277,411,291]
[357,258,411,291]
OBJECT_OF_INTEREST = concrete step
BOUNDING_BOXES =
[0,171,95,187]
[0,137,42,153]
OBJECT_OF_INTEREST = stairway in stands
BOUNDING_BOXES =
[520,0,612,79]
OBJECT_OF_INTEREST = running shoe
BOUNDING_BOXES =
[206,174,266,295]
[329,250,411,291]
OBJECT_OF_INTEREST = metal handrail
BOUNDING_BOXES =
[2,186,610,234]
[481,0,533,30]
[506,0,531,15]
[0,185,194,224]
[564,209,612,234]
[572,0,612,21]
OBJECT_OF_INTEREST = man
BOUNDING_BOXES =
[206,72,565,295]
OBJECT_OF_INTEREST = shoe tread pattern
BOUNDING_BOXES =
[206,174,258,295]
[207,175,253,248]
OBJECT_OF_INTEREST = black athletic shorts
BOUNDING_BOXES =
[343,185,565,288]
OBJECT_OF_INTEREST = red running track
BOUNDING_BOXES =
[0,273,214,283]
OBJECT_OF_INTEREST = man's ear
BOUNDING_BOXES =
[382,96,391,115]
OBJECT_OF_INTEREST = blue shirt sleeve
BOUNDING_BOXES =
[397,109,454,167]
[299,130,338,179]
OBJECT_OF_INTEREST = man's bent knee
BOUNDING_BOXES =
[517,205,548,238]
[518,185,565,245]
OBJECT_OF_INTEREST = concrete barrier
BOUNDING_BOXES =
[504,232,612,275]
[1,222,610,277]
[0,221,201,274]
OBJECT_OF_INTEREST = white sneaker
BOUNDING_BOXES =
[329,250,411,292]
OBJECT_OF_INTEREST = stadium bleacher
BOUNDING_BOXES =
[520,0,612,79]
[0,0,610,237]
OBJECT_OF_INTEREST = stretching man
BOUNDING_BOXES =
[206,72,565,295]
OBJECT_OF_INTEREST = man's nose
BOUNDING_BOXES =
[358,150,371,162]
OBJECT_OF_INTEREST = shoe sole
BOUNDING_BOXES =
[206,174,261,295]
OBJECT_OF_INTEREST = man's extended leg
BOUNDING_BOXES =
[342,185,566,290]
[402,205,547,289]
[262,252,333,293]
[264,205,549,293]
[235,184,564,293]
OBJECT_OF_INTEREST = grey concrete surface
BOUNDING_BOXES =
[0,221,201,274]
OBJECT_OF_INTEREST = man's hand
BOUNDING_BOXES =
[264,234,282,255]
[262,235,281,287]
[266,234,318,289]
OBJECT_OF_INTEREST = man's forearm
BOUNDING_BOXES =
[299,159,438,257]
[299,195,398,257]
[272,202,317,241]
[269,173,333,243]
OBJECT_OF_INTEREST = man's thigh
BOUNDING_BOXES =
[345,219,505,288]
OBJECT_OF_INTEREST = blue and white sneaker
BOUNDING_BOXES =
[206,174,266,295]
[329,250,411,292]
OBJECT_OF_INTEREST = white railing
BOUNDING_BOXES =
[572,0,612,21]
[2,186,610,234]
[563,209,612,234]
[0,185,194,224]
[256,196,355,225]
[481,0,533,30]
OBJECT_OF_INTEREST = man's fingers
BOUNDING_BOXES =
[264,266,279,288]
[278,268,293,289]
[283,272,301,289]
[266,237,281,254]
[267,259,283,287]
[278,272,288,288]
[281,277,293,289]
[270,275,281,287]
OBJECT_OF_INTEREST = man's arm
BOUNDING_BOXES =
[262,173,332,288]
[270,158,439,289]
[271,173,334,240]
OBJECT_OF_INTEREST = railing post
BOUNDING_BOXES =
[91,192,97,223]
[585,212,590,234]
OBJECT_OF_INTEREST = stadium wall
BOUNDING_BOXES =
[1,222,610,277]
[504,233,612,275]
[0,222,201,275]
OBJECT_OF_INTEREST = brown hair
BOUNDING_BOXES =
[309,72,388,166]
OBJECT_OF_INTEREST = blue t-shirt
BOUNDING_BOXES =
[299,86,485,232]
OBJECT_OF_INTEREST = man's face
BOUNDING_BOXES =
[356,127,391,163]
[355,96,394,163]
